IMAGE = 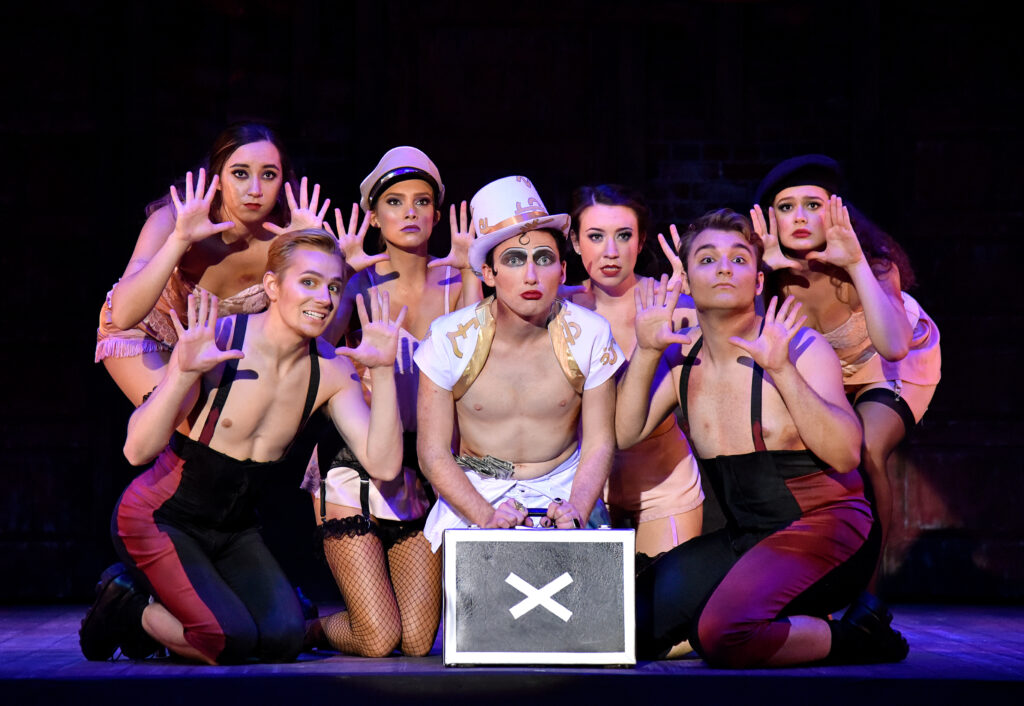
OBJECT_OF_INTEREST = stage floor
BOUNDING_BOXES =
[2,603,1022,705]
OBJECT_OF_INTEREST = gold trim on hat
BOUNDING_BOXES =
[478,211,550,235]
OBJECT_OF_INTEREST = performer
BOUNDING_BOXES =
[96,122,329,409]
[80,230,405,665]
[416,175,623,548]
[752,155,940,589]
[619,209,908,667]
[301,147,478,657]
[567,184,703,557]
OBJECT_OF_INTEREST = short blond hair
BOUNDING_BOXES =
[265,229,343,276]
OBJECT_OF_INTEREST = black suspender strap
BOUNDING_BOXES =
[749,315,768,452]
[301,339,320,422]
[750,362,768,452]
[677,337,704,437]
[320,478,327,525]
[198,314,248,446]
[359,470,371,522]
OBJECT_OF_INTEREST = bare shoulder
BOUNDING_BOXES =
[314,338,360,393]
[672,326,702,361]
[145,202,178,232]
[129,203,178,261]
[790,326,842,372]
[653,325,700,385]
[873,260,905,299]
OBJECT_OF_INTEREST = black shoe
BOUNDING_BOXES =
[827,592,909,664]
[79,563,159,661]
[843,591,893,632]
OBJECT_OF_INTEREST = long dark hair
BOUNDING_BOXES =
[846,204,916,290]
[146,122,297,227]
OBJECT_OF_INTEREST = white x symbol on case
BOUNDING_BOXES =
[505,572,573,622]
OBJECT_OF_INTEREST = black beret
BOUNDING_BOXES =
[754,154,843,209]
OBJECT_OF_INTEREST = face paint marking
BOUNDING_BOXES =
[496,246,558,268]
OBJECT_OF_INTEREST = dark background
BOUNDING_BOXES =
[2,0,1021,602]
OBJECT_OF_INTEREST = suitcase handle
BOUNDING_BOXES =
[525,508,582,528]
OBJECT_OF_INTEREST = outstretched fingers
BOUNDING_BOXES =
[668,223,682,251]
[344,203,361,236]
[353,291,369,329]
[170,185,183,214]
[375,286,389,323]
[727,335,756,357]
[196,290,210,331]
[657,224,684,281]
[763,294,780,325]
[750,204,769,237]
[449,201,460,235]
[202,173,219,205]
[657,232,676,261]
[430,201,474,269]
[776,295,807,338]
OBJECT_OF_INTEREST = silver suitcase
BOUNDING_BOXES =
[442,527,635,666]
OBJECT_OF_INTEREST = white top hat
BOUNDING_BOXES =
[468,176,570,276]
[359,146,445,212]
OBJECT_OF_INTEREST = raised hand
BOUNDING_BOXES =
[657,224,684,290]
[169,291,244,374]
[633,274,692,352]
[428,200,476,270]
[807,195,866,270]
[169,169,235,244]
[729,295,806,373]
[264,176,330,234]
[325,203,390,272]
[751,204,798,271]
[335,288,407,369]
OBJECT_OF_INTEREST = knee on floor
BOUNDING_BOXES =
[256,610,305,662]
[696,612,779,669]
[191,620,259,665]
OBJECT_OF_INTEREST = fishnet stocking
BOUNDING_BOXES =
[320,532,401,657]
[387,531,442,656]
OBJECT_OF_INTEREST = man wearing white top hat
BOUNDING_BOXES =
[415,176,624,551]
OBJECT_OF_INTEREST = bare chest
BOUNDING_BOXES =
[781,275,858,333]
[684,359,797,457]
[182,239,271,298]
[377,274,453,341]
[457,339,579,423]
[199,358,312,461]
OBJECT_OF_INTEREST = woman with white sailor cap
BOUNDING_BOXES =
[302,147,480,657]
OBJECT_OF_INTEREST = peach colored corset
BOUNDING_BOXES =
[821,291,941,389]
[606,413,704,522]
[96,268,268,362]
